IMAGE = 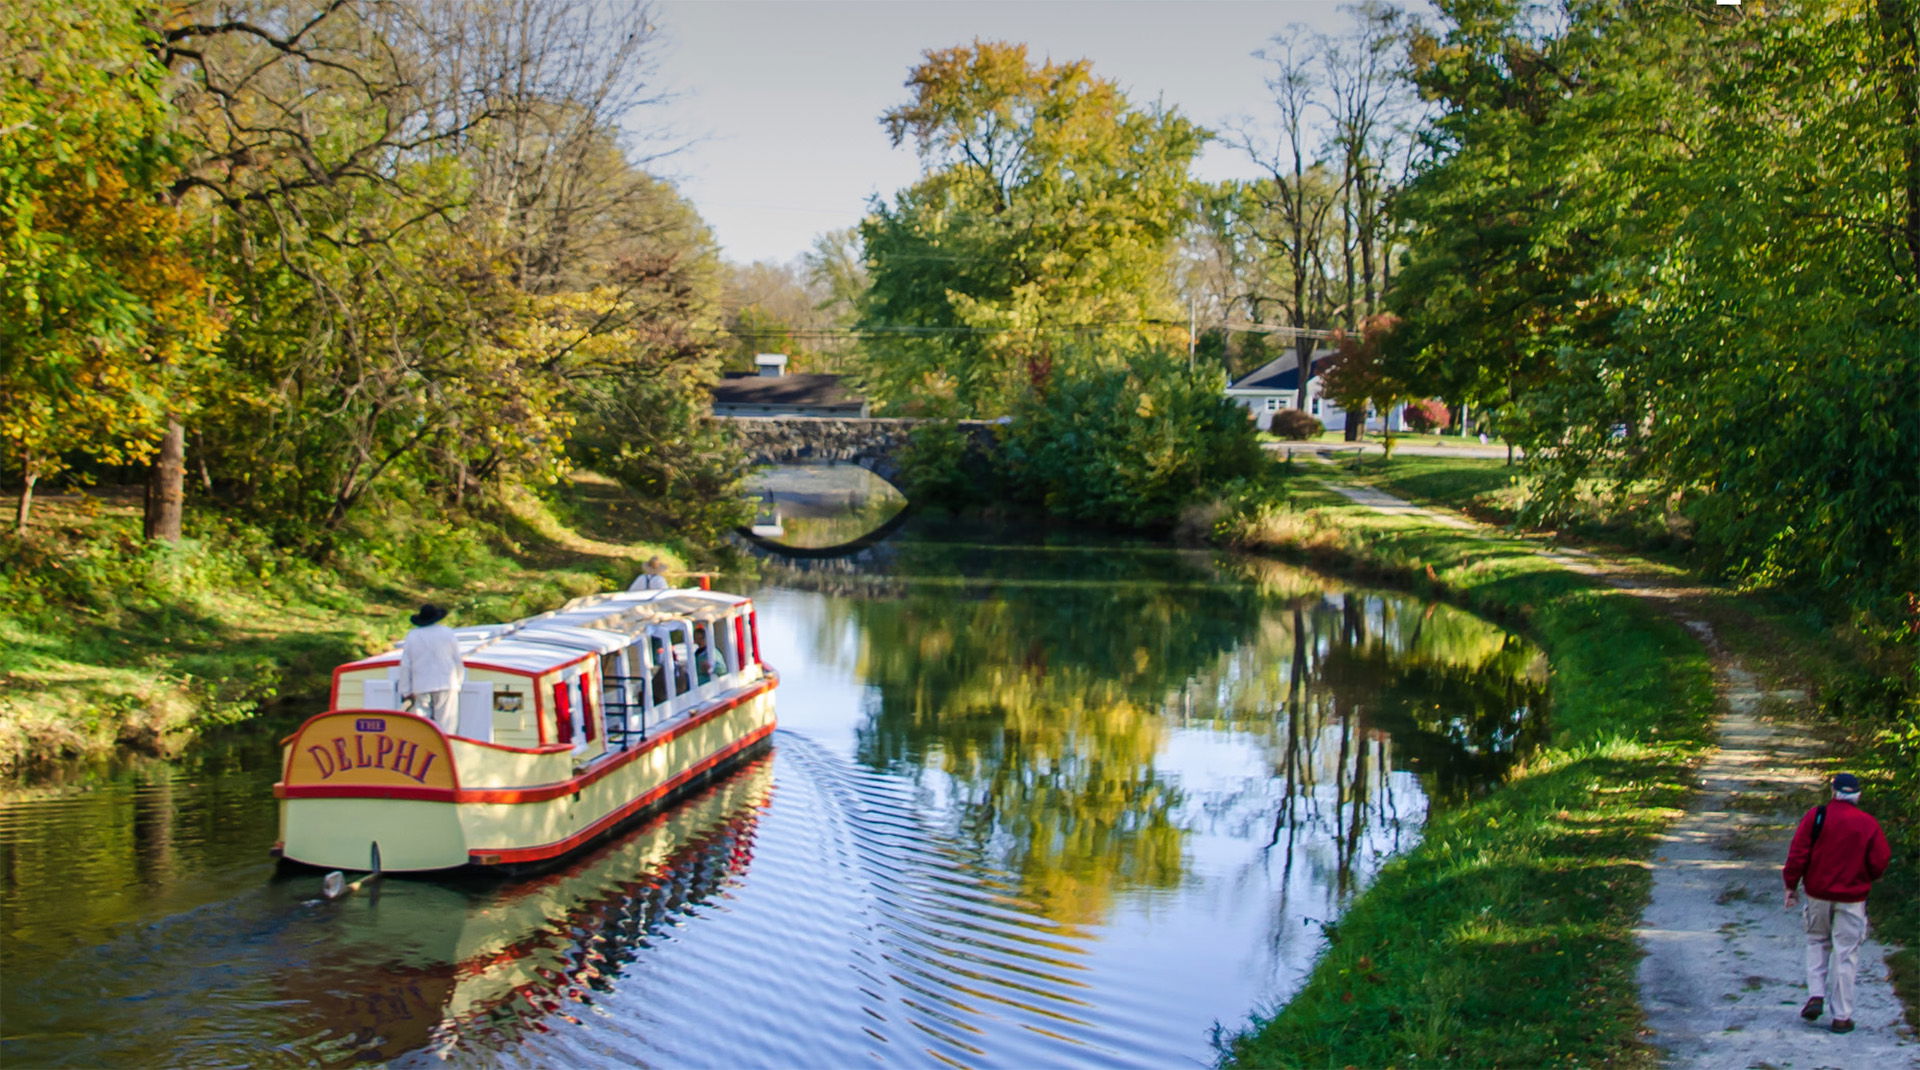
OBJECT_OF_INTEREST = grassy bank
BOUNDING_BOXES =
[1219,476,1719,1067]
[1221,459,1919,1064]
[0,475,695,774]
[1305,454,1920,1021]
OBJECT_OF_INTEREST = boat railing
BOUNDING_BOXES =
[599,674,649,750]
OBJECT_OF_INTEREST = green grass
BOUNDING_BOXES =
[1218,474,1717,1068]
[0,476,694,773]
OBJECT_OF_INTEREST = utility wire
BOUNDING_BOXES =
[699,321,1339,339]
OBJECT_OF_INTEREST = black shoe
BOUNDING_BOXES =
[1831,1018,1854,1034]
[1801,996,1824,1020]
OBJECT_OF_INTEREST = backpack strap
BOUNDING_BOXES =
[1809,804,1827,849]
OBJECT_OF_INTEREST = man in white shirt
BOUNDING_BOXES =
[397,603,463,732]
[628,555,670,591]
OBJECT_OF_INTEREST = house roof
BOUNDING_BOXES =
[1226,348,1339,393]
[711,372,866,408]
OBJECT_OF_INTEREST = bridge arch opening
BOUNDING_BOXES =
[740,462,911,556]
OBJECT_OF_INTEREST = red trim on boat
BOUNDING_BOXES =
[453,676,776,804]
[326,650,592,712]
[465,739,574,756]
[467,723,775,865]
[274,675,778,804]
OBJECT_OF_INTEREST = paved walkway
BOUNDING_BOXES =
[1320,481,1918,1069]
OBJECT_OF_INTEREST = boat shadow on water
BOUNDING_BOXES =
[5,757,774,1068]
[288,755,774,1064]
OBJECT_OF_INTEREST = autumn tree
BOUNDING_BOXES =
[1319,313,1408,454]
[0,0,223,535]
[149,0,729,545]
[858,41,1204,415]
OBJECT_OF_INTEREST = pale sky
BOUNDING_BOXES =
[641,0,1386,265]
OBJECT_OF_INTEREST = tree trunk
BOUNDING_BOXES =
[14,450,37,534]
[1358,181,1376,319]
[1881,0,1920,283]
[144,418,185,543]
[1294,333,1316,414]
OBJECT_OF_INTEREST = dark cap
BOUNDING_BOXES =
[410,603,449,627]
[1831,772,1861,794]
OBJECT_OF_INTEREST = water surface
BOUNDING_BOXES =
[1,530,1545,1067]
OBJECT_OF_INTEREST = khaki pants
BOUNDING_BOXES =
[1803,896,1869,1021]
[408,690,458,733]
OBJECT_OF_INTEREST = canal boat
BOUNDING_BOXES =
[272,587,776,873]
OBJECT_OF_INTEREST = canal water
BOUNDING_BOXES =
[0,529,1547,1068]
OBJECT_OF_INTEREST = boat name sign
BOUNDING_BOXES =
[284,711,457,790]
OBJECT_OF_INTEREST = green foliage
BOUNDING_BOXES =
[894,420,991,507]
[1388,0,1920,621]
[858,41,1205,416]
[571,379,752,545]
[999,352,1264,528]
[1269,409,1323,441]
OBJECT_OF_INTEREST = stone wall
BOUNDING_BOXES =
[718,416,997,489]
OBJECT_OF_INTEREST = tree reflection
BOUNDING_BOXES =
[834,542,1548,929]
[849,541,1264,923]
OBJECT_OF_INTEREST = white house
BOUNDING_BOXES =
[1223,348,1406,434]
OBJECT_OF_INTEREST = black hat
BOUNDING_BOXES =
[410,603,449,627]
[1831,772,1861,794]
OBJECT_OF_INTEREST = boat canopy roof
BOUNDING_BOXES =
[511,624,632,655]
[338,588,753,678]
[553,588,749,623]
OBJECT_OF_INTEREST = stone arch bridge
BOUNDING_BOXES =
[718,416,999,490]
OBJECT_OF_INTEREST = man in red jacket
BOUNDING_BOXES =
[1782,772,1893,1034]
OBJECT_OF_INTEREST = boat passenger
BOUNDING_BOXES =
[691,626,720,685]
[397,603,463,732]
[648,635,689,703]
[628,555,670,591]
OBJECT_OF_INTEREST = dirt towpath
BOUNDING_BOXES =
[1319,480,1918,1067]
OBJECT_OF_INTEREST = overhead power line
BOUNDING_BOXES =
[701,320,1343,340]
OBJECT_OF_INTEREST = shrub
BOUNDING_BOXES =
[896,419,990,507]
[1270,409,1324,440]
[999,351,1264,529]
[1405,398,1451,432]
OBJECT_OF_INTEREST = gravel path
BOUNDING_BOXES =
[1320,481,1919,1068]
